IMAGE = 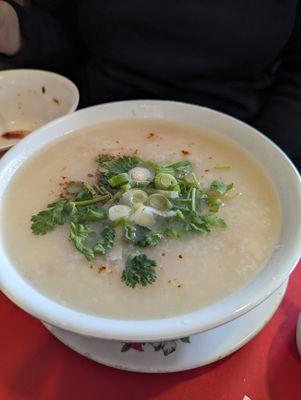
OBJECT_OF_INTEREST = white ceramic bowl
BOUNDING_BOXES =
[0,100,300,342]
[0,69,79,151]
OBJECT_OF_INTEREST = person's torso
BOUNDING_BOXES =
[76,0,299,118]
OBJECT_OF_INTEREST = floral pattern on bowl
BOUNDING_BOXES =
[121,336,190,356]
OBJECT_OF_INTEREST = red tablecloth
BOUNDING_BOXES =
[1,263,300,400]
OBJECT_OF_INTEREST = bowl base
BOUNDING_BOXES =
[43,280,287,373]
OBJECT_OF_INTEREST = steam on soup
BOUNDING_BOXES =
[2,119,281,319]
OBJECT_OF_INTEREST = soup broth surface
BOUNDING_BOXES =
[2,119,281,319]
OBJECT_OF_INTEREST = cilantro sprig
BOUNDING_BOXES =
[31,154,234,289]
[121,254,157,288]
[31,199,69,235]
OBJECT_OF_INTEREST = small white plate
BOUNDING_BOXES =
[0,69,79,151]
[44,280,288,373]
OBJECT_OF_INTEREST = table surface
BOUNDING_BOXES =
[0,262,300,400]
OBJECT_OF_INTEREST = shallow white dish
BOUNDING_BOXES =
[0,69,79,151]
[0,100,300,371]
[44,280,288,373]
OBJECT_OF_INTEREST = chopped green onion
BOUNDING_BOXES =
[163,160,193,176]
[131,202,144,213]
[191,173,203,191]
[108,205,131,221]
[191,188,196,212]
[108,173,130,188]
[148,193,172,211]
[158,167,175,175]
[122,189,148,206]
[120,183,131,191]
[156,190,179,199]
[214,164,231,170]
[154,173,178,190]
[129,167,153,182]
[130,205,157,228]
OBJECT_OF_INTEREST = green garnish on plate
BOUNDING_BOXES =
[31,154,234,288]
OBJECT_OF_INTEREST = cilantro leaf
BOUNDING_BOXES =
[74,184,96,201]
[96,154,112,163]
[130,225,163,247]
[141,161,175,176]
[206,196,223,213]
[204,215,227,228]
[98,156,140,174]
[164,160,193,177]
[94,226,116,255]
[210,180,233,195]
[121,254,157,288]
[31,199,69,235]
[164,226,185,238]
[70,222,95,261]
[72,205,106,223]
[137,230,163,247]
[185,211,211,233]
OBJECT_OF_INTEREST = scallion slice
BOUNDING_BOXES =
[148,193,172,211]
[122,189,148,206]
[129,167,153,182]
[156,189,179,199]
[108,205,131,221]
[108,173,130,188]
[154,173,178,190]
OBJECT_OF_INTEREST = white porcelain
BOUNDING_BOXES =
[0,69,79,150]
[0,100,300,344]
[297,313,301,356]
[44,281,288,373]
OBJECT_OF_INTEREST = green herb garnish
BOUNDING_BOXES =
[94,226,116,255]
[214,164,231,170]
[133,226,164,247]
[210,180,233,195]
[31,153,234,288]
[121,254,157,288]
[70,222,95,261]
[97,155,140,174]
[31,199,69,235]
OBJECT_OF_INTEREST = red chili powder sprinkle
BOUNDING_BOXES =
[52,97,60,104]
[97,265,106,273]
[147,132,155,139]
[181,150,190,155]
[204,169,210,172]
[87,173,94,177]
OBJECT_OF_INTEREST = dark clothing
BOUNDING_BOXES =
[3,0,301,167]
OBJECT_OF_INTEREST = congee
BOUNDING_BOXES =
[1,119,281,319]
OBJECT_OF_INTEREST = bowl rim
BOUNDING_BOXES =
[0,68,79,114]
[0,99,300,342]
